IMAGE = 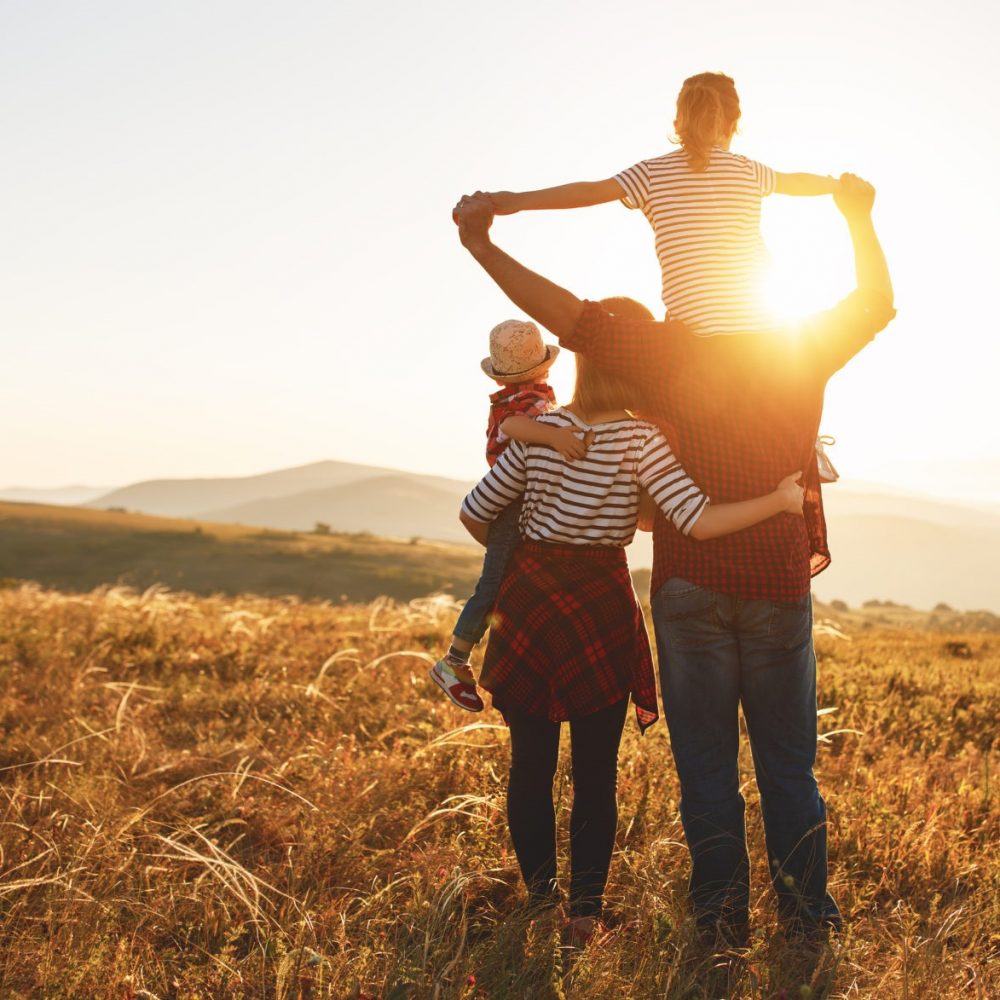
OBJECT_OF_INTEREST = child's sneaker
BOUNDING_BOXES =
[429,658,485,712]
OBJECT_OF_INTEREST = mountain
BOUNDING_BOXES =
[0,485,113,506]
[810,513,1000,610]
[71,460,1000,611]
[87,460,427,518]
[198,474,473,541]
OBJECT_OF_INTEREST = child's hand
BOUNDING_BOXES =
[776,471,805,515]
[486,191,521,216]
[550,426,590,461]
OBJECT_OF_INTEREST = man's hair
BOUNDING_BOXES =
[599,296,655,322]
[672,72,741,172]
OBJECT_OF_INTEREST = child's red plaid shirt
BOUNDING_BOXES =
[485,383,556,467]
[560,290,895,601]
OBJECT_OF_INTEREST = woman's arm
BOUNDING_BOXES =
[775,172,839,196]
[500,415,589,460]
[688,473,803,540]
[459,440,528,544]
[459,508,490,546]
[488,178,622,215]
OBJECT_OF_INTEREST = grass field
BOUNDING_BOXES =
[0,582,997,999]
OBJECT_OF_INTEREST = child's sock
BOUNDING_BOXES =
[446,644,471,666]
[445,644,476,684]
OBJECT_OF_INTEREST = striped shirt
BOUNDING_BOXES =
[461,408,709,546]
[616,147,777,336]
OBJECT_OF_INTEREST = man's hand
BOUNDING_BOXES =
[833,173,875,221]
[452,192,495,255]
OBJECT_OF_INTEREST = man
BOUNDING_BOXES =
[451,176,894,944]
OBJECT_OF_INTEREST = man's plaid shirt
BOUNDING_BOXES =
[560,290,896,601]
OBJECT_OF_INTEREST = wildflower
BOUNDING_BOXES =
[782,874,796,888]
[466,973,476,987]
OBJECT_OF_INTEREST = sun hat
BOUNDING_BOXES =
[481,319,560,383]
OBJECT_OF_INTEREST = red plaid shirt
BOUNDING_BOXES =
[561,290,896,600]
[485,383,556,467]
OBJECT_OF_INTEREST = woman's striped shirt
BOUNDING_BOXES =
[616,147,777,337]
[461,408,709,546]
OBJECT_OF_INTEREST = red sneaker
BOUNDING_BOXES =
[429,659,484,712]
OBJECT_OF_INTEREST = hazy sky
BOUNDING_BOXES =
[3,1,998,498]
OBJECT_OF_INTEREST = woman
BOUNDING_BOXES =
[459,351,804,946]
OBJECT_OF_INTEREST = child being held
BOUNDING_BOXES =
[429,319,587,711]
[487,72,842,338]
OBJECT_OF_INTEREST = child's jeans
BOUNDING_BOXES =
[452,500,523,645]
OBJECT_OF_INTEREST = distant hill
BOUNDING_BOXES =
[0,501,483,604]
[53,459,1000,612]
[86,460,449,519]
[0,485,112,506]
[199,474,472,541]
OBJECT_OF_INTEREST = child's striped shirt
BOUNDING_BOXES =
[616,147,777,336]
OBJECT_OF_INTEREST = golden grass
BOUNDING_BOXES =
[0,582,997,999]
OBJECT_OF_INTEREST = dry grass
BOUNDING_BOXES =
[0,582,997,999]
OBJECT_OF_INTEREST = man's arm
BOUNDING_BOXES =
[488,178,623,215]
[799,173,896,376]
[454,192,584,340]
[775,172,839,196]
[452,193,679,389]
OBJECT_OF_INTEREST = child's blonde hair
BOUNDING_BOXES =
[672,72,741,172]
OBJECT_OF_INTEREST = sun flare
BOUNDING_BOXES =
[759,205,856,325]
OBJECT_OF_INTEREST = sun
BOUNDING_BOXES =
[759,201,856,324]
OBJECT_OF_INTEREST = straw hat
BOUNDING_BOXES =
[481,319,560,383]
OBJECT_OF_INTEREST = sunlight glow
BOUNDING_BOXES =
[759,205,857,326]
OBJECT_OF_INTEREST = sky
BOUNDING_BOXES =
[2,0,998,500]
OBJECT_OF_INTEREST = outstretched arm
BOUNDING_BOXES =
[775,172,839,196]
[689,473,804,540]
[488,178,623,215]
[453,193,584,339]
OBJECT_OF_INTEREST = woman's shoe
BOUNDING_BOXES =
[561,915,601,951]
[429,659,484,712]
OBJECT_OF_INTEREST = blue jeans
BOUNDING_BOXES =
[652,577,841,935]
[453,501,523,644]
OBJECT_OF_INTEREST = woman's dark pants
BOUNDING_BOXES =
[504,698,629,919]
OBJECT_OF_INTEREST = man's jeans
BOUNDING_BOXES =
[652,577,841,934]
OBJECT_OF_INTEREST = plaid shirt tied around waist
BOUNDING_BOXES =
[561,291,895,601]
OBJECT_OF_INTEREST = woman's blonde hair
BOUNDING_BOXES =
[672,72,741,172]
[571,298,653,419]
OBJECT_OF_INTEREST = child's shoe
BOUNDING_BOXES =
[429,657,484,712]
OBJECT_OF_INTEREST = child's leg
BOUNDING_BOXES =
[450,500,523,658]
